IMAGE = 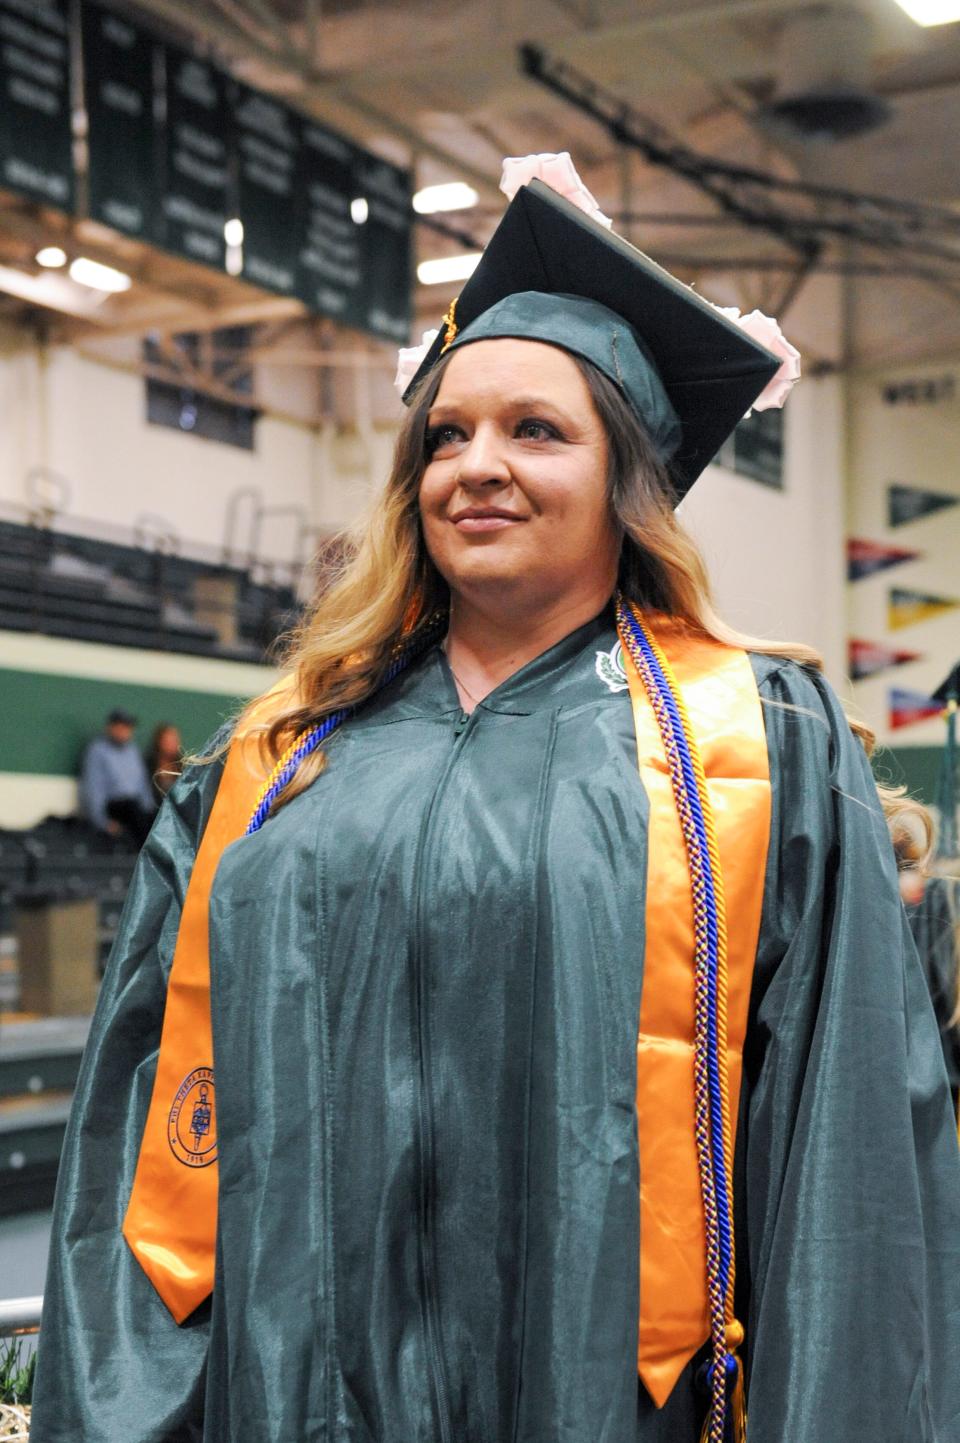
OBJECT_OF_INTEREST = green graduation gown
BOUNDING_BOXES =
[30,611,960,1442]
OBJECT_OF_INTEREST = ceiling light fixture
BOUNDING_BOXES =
[760,6,892,141]
[891,0,960,23]
[350,197,369,224]
[413,182,479,215]
[224,217,244,246]
[36,246,67,268]
[68,256,132,293]
[417,252,482,285]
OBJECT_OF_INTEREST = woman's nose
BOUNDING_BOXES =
[454,425,512,488]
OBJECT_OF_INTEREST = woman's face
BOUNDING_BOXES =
[418,339,619,614]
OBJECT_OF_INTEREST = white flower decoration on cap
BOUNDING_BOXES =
[714,306,802,412]
[394,328,439,397]
[500,152,613,229]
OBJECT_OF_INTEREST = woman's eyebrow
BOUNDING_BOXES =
[427,396,573,422]
[508,396,572,418]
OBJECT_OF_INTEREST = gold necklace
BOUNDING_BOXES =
[443,648,484,707]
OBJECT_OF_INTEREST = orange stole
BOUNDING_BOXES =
[623,618,771,1407]
[122,686,291,1323]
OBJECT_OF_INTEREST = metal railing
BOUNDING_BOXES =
[0,1297,42,1337]
[0,500,312,658]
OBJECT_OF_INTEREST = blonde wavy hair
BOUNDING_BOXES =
[239,350,929,844]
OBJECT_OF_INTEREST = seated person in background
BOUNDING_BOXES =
[145,722,183,805]
[79,708,157,848]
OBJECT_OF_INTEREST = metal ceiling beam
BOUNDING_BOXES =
[305,0,322,69]
[70,292,306,342]
[547,0,600,29]
[76,343,315,426]
[208,0,278,50]
[520,45,960,274]
[0,202,220,300]
[418,213,484,250]
[569,0,799,35]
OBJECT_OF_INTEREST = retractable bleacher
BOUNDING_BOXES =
[0,510,308,1212]
[0,516,301,662]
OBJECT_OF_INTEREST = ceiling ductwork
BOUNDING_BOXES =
[760,5,893,142]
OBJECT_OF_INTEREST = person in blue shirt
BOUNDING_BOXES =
[79,708,157,847]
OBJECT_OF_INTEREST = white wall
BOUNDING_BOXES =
[0,323,850,687]
[847,354,960,748]
[0,330,385,562]
[675,269,847,689]
[678,372,847,687]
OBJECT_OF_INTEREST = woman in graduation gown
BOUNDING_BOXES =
[31,160,960,1443]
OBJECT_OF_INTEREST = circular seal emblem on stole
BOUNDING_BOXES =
[167,1066,217,1167]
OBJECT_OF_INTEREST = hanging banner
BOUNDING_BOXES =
[847,538,920,582]
[295,122,364,330]
[353,151,413,344]
[0,0,73,209]
[888,587,960,631]
[231,82,299,296]
[889,687,944,731]
[83,2,158,241]
[161,44,229,269]
[714,409,784,490]
[848,639,922,682]
[293,125,412,342]
[887,483,960,529]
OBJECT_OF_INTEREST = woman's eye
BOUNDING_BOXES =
[425,424,463,457]
[516,419,558,441]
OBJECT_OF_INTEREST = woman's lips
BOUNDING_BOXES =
[451,513,525,532]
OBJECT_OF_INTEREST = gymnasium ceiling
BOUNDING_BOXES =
[2,0,960,420]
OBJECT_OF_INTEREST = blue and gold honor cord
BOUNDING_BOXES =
[616,595,744,1443]
[246,611,446,835]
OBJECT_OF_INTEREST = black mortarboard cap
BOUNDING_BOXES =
[932,662,960,704]
[403,179,781,501]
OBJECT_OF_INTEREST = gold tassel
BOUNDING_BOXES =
[440,297,459,352]
[728,1354,747,1443]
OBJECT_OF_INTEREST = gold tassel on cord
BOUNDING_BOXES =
[440,297,459,351]
[728,1354,747,1443]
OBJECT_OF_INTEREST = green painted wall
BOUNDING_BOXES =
[875,745,943,807]
[4,664,947,818]
[1,668,252,775]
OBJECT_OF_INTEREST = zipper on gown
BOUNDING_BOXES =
[409,705,477,1443]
